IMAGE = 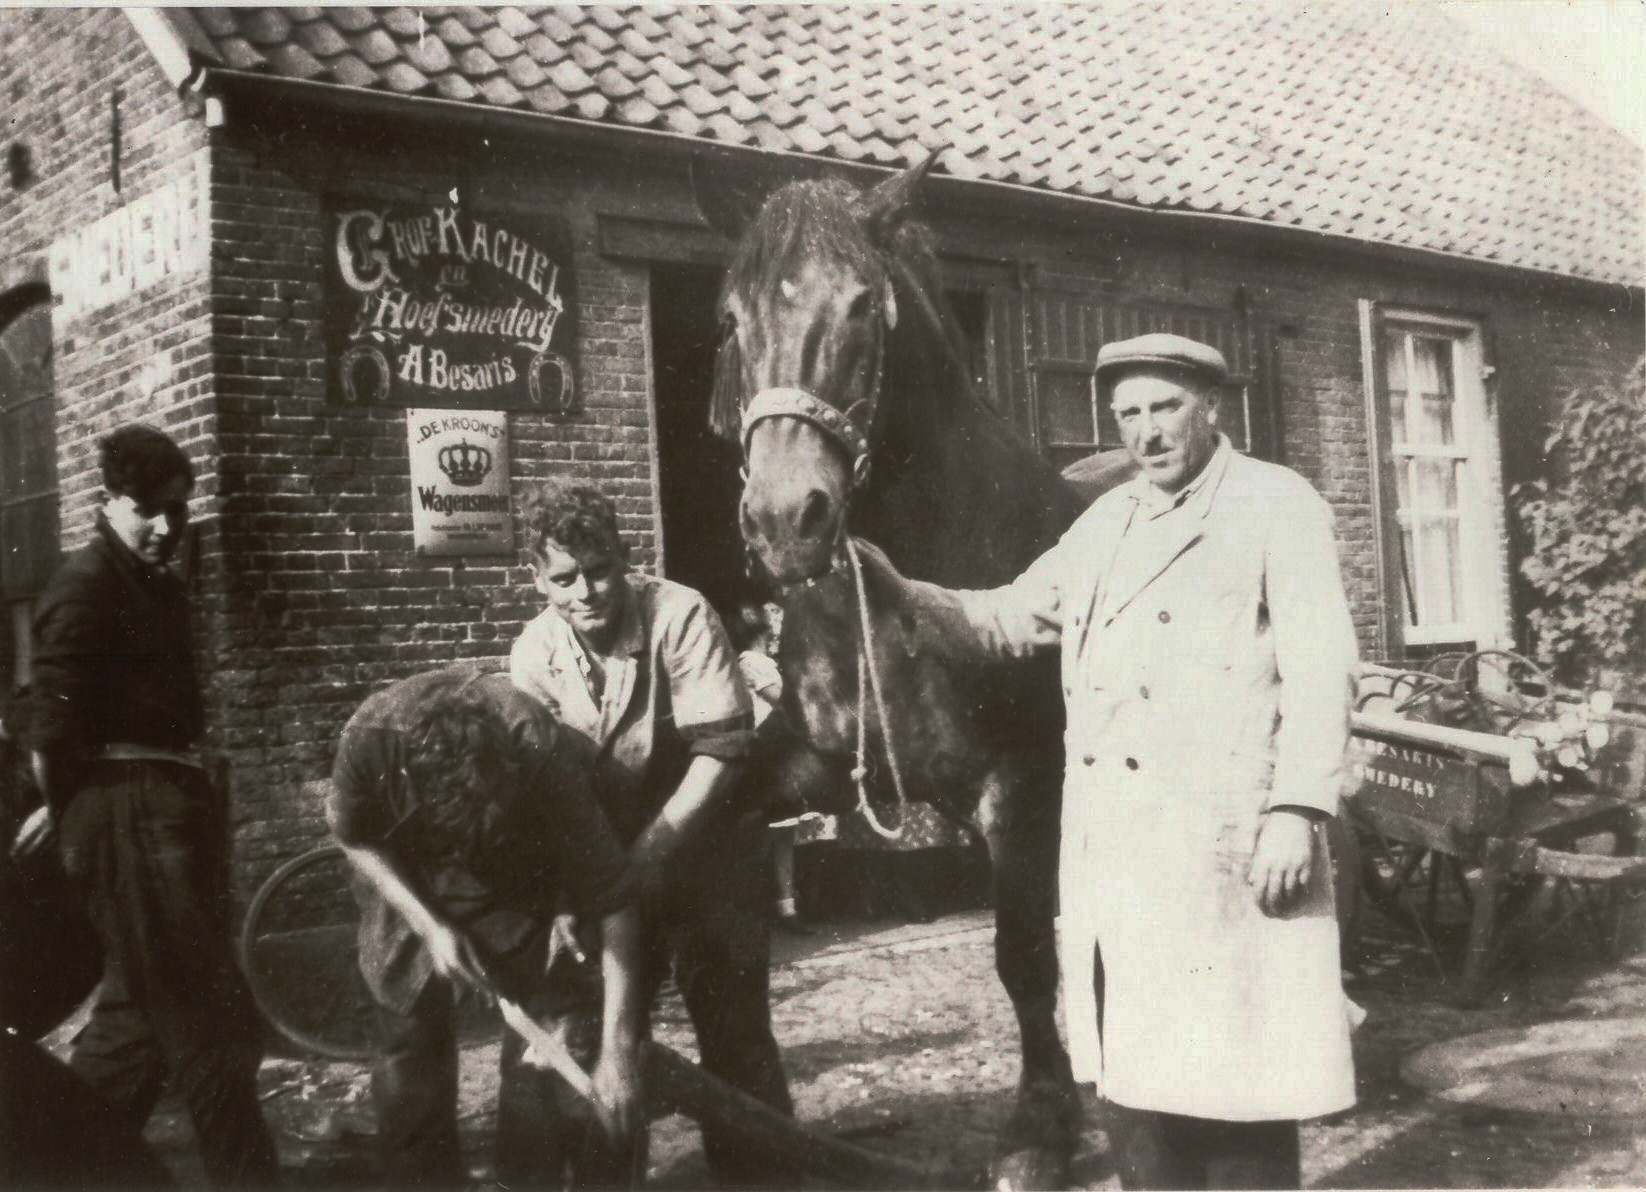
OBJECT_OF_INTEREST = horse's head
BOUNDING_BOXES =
[709,155,940,583]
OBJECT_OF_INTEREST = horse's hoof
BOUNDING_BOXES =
[990,1148,1070,1192]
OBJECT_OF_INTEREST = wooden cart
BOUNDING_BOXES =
[1343,681,1646,1005]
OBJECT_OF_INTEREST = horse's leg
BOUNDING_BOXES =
[976,763,1082,1191]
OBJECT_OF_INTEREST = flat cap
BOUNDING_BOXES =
[1094,333,1228,385]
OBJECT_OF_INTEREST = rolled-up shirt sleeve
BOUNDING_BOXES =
[659,595,755,762]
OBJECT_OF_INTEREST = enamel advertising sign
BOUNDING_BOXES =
[326,197,577,415]
[406,409,513,557]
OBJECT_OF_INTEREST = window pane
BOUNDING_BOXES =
[1414,515,1462,626]
[1038,368,1097,445]
[1397,458,1465,630]
[1383,330,1408,446]
[1410,336,1455,446]
[1412,457,1460,513]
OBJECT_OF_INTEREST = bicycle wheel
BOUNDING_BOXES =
[240,844,375,1062]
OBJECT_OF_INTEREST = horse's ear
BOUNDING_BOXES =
[852,148,945,242]
[691,152,769,240]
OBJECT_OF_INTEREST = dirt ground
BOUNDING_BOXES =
[131,884,1646,1189]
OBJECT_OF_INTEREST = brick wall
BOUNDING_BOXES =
[935,201,1643,659]
[206,120,666,893]
[5,12,1641,898]
[0,9,214,542]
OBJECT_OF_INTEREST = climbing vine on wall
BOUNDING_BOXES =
[1513,358,1646,687]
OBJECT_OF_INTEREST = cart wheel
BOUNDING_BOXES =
[240,845,375,1062]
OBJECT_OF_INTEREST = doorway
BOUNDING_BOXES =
[649,263,751,623]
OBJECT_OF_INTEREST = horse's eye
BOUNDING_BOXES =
[847,291,873,322]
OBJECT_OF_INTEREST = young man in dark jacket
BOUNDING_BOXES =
[27,424,278,1187]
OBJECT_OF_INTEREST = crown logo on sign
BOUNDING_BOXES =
[438,439,491,487]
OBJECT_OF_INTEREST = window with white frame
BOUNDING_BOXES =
[1362,306,1506,654]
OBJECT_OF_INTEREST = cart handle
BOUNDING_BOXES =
[1351,710,1541,784]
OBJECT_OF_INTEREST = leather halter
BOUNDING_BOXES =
[740,387,876,490]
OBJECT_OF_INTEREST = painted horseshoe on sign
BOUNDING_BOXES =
[527,350,578,420]
[338,345,391,405]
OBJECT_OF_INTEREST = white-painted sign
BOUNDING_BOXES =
[48,157,209,328]
[406,409,512,557]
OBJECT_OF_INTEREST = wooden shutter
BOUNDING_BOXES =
[1026,288,1278,469]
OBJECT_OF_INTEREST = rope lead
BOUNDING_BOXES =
[845,536,910,842]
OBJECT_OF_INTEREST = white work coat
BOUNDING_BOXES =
[962,441,1359,1121]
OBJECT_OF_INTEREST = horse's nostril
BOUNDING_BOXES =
[796,489,833,542]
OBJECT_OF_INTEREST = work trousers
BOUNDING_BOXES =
[1104,1104,1301,1190]
[1090,935,1302,1190]
[373,973,644,1189]
[58,760,278,1188]
[532,813,793,1188]
[645,811,793,1186]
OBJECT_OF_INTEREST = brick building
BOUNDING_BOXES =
[2,4,1641,894]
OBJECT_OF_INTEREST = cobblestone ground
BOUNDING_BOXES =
[135,896,1646,1188]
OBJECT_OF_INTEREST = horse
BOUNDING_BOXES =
[701,153,1127,1189]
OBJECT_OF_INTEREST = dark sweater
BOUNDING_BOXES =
[28,516,203,797]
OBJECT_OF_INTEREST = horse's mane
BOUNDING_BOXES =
[710,178,966,442]
[711,172,1085,581]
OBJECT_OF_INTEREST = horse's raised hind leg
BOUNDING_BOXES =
[977,767,1082,1191]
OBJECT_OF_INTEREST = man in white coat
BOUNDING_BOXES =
[861,333,1358,1188]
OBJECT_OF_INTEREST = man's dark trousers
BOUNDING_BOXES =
[59,760,277,1187]
[648,811,792,1186]
[373,959,643,1188]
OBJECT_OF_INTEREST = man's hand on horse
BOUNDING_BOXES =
[1247,807,1318,917]
[847,538,1000,662]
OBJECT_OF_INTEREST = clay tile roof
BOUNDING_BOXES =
[478,74,525,108]
[265,42,326,81]
[240,8,291,45]
[322,7,375,35]
[291,17,348,60]
[455,45,502,79]
[193,8,241,38]
[177,3,1642,287]
[376,8,421,38]
[477,26,522,61]
[504,52,546,90]
[432,72,478,103]
[379,60,432,95]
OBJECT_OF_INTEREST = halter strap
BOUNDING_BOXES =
[741,387,873,483]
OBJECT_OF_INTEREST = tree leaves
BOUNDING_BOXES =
[1512,358,1646,685]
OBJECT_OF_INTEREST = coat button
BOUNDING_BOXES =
[1125,756,1140,771]
[1082,754,1096,767]
[1139,685,1150,700]
[1158,610,1171,623]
